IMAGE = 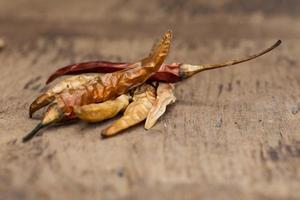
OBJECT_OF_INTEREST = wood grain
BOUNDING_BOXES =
[0,0,299,200]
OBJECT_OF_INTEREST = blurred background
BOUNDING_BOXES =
[0,0,299,51]
[0,1,299,200]
[0,0,299,64]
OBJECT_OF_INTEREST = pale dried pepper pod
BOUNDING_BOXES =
[29,74,98,118]
[74,94,130,123]
[145,83,176,129]
[101,84,156,137]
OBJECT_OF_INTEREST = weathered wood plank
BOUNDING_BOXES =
[0,1,299,200]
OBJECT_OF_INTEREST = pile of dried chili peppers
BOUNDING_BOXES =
[23,31,281,142]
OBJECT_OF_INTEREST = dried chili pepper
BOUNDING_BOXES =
[74,83,176,135]
[145,83,176,129]
[23,30,172,142]
[46,62,181,84]
[29,75,98,118]
[23,30,282,142]
[46,40,281,84]
[74,94,130,123]
[101,84,156,137]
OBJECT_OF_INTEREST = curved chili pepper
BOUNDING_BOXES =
[46,62,181,84]
[74,94,130,123]
[46,40,281,84]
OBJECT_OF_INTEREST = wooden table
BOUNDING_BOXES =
[0,1,299,199]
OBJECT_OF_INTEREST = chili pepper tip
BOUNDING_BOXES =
[100,134,110,139]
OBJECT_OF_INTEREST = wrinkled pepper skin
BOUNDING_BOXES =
[101,84,156,137]
[145,83,176,129]
[57,31,172,117]
[30,30,172,118]
[46,61,181,84]
[29,75,98,117]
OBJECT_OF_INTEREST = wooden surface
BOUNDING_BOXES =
[0,1,300,199]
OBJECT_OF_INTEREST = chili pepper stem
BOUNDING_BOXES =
[24,104,64,143]
[180,40,281,79]
[22,123,46,143]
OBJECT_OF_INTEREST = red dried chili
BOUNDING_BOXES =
[46,40,281,84]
